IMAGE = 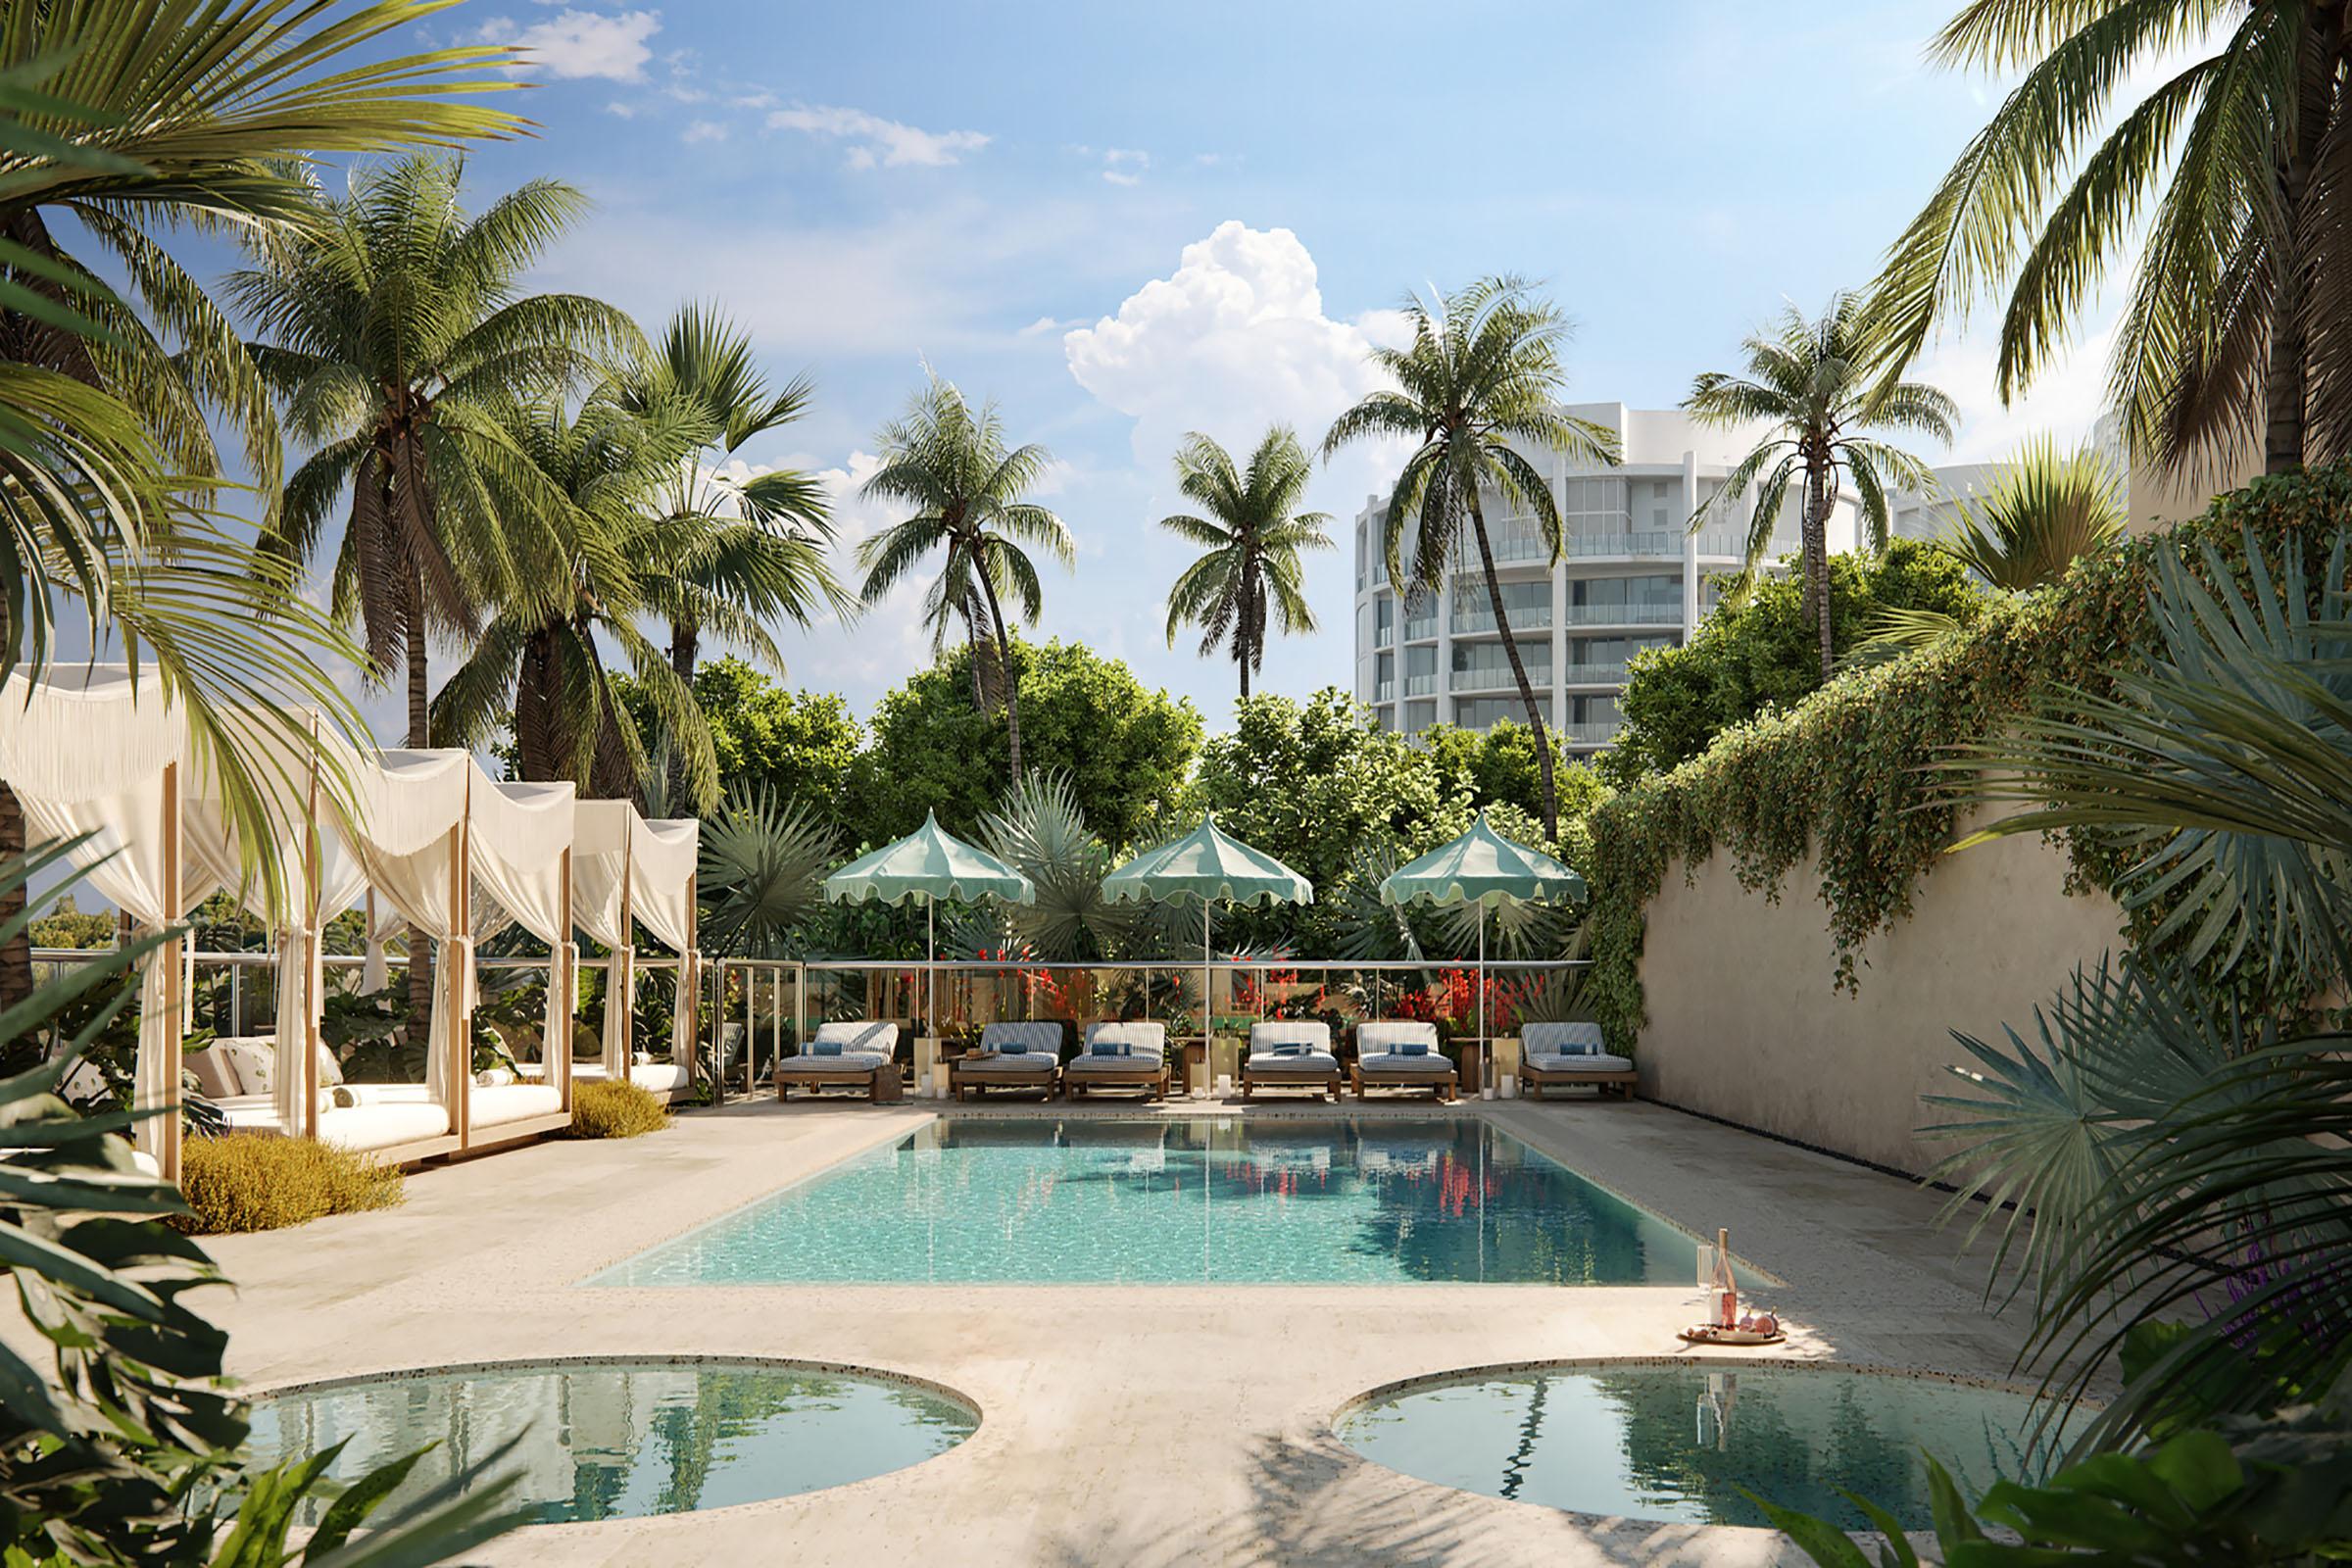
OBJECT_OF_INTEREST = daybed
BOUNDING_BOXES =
[772,1021,901,1102]
[1061,1021,1169,1100]
[1351,1020,1457,1102]
[950,1021,1062,1101]
[1519,1020,1638,1101]
[1242,1020,1342,1101]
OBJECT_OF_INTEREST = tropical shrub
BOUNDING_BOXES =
[570,1079,670,1139]
[172,1136,402,1235]
[1599,539,1986,786]
[1584,465,2352,1054]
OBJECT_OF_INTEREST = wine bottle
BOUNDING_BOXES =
[1713,1227,1737,1329]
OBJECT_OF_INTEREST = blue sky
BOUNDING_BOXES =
[351,0,2119,736]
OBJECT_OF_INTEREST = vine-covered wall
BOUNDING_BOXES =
[1586,466,2352,1054]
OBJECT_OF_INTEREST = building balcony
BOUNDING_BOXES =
[1373,681,1395,703]
[1560,528,1684,559]
[1562,603,1681,626]
[1402,615,1438,641]
[1450,607,1552,636]
[1449,664,1550,694]
[1559,720,1620,745]
[1402,672,1438,697]
[1559,662,1631,686]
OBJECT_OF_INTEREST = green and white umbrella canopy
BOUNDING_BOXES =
[824,810,1035,1033]
[1378,811,1587,909]
[1378,811,1586,1050]
[1102,814,1311,1057]
[1102,813,1312,909]
[823,809,1036,908]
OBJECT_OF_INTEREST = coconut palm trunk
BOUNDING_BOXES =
[0,783,25,1009]
[972,564,1024,776]
[1803,452,1835,682]
[1464,490,1561,840]
[403,554,434,1026]
[2264,57,2327,476]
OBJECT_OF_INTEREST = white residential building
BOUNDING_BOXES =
[1351,402,1836,751]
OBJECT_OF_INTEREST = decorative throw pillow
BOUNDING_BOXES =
[810,1038,844,1057]
[185,1045,240,1101]
[316,1047,345,1086]
[474,1066,515,1088]
[1089,1038,1129,1056]
[1396,1037,1429,1056]
[223,1040,274,1093]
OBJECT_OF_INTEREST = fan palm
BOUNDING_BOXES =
[1157,426,1333,701]
[431,391,794,814]
[698,785,839,958]
[1872,0,2352,478]
[955,770,1136,961]
[1323,276,1619,840]
[1929,530,2352,1449]
[1943,437,2128,590]
[1685,293,1958,683]
[858,373,1074,776]
[615,303,844,680]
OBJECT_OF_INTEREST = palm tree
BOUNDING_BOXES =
[433,390,831,814]
[234,156,637,1020]
[1942,437,2127,590]
[1685,293,1958,683]
[0,7,524,1008]
[233,156,638,749]
[616,304,842,681]
[1324,277,1618,840]
[1158,426,1334,700]
[858,374,1074,776]
[1872,0,2352,478]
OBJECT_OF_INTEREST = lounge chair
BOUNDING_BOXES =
[1242,1021,1341,1101]
[1062,1021,1169,1101]
[1351,1020,1457,1102]
[772,1021,901,1102]
[1519,1020,1638,1101]
[950,1021,1063,1101]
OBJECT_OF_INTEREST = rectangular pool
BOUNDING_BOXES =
[590,1116,1704,1286]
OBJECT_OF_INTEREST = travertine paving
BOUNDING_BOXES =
[182,1098,2049,1565]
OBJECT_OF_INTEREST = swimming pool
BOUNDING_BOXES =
[244,1357,977,1524]
[592,1116,1706,1286]
[1336,1361,2059,1530]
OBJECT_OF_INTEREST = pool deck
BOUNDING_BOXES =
[161,1099,2049,1564]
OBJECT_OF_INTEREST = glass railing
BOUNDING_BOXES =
[1563,602,1682,626]
[1450,662,1551,693]
[1451,603,1552,635]
[1403,671,1438,696]
[1559,662,1631,685]
[1402,612,1438,641]
[1559,720,1621,744]
[1561,529,1683,559]
[1374,679,1396,703]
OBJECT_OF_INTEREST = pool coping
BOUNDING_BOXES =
[579,1106,1775,1290]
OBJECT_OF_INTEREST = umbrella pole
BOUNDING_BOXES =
[1202,900,1212,1074]
[1478,902,1487,1056]
[926,900,936,1039]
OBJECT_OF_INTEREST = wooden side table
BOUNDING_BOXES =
[1178,1039,1208,1095]
[870,1062,905,1103]
[1456,1039,1486,1096]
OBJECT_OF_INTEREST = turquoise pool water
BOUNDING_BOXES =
[244,1359,976,1524]
[1337,1363,2059,1530]
[592,1117,1704,1286]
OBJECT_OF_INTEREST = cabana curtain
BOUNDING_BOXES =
[464,770,576,1077]
[632,818,701,1063]
[568,800,634,1073]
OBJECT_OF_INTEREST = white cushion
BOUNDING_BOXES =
[317,1101,450,1152]
[1359,1052,1454,1075]
[775,1052,888,1074]
[1355,1021,1439,1055]
[812,1020,900,1057]
[1065,1052,1163,1075]
[1247,1050,1339,1073]
[956,1053,1058,1076]
[1084,1021,1166,1061]
[1529,1051,1634,1075]
[1250,1020,1332,1054]
[469,1083,562,1127]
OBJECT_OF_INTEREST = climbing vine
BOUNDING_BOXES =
[1585,465,2352,1052]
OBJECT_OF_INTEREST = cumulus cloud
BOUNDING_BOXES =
[766,103,989,169]
[477,8,661,81]
[1063,220,1405,469]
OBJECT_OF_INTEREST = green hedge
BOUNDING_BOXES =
[1585,465,2352,1053]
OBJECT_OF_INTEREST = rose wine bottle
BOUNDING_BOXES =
[1713,1228,1737,1328]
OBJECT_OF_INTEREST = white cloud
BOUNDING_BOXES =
[477,8,661,81]
[1063,220,1404,468]
[1912,317,2119,466]
[1102,148,1148,186]
[603,99,638,119]
[682,119,727,144]
[765,103,989,169]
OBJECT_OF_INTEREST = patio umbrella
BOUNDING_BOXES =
[1379,810,1586,1050]
[823,809,1035,1033]
[1102,814,1311,1058]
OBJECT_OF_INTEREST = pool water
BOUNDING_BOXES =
[243,1359,976,1524]
[592,1116,1705,1286]
[1337,1363,2059,1530]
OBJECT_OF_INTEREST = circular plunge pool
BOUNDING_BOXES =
[1335,1361,2063,1531]
[245,1357,978,1525]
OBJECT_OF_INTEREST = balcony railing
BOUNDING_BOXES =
[1563,602,1681,626]
[1402,671,1438,696]
[1450,662,1550,694]
[1559,720,1621,744]
[1558,662,1631,685]
[1373,680,1395,703]
[1402,612,1438,641]
[1561,529,1680,559]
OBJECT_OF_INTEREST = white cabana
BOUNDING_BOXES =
[459,766,574,1144]
[567,802,700,1103]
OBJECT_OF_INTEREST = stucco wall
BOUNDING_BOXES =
[1635,819,2126,1178]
